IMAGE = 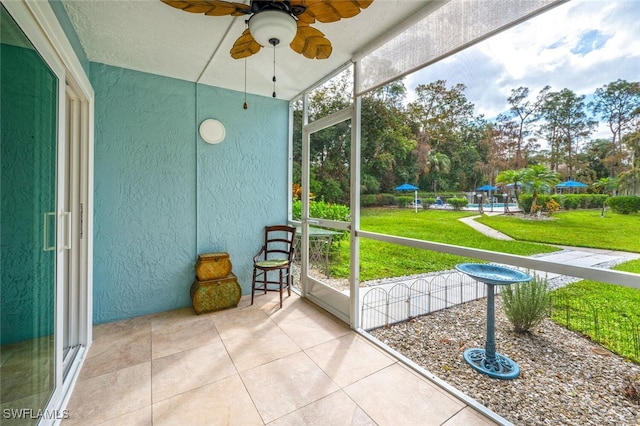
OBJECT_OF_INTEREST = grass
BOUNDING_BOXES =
[320,206,640,362]
[322,208,640,362]
[329,208,558,280]
[550,259,640,362]
[476,210,640,252]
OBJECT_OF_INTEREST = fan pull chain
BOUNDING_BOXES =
[243,57,248,109]
[270,38,279,98]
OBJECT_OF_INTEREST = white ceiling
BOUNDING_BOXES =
[62,0,437,100]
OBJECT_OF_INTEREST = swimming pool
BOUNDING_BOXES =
[465,203,518,209]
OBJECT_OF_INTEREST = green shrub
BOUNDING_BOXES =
[562,195,580,210]
[379,194,396,206]
[519,194,553,213]
[292,199,350,221]
[447,197,468,210]
[521,193,609,212]
[607,196,640,214]
[396,196,413,208]
[502,274,551,334]
[361,193,397,207]
[519,194,533,213]
[422,197,436,207]
[561,194,603,209]
[591,194,608,208]
[361,194,377,207]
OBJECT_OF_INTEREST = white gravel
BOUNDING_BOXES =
[370,297,640,426]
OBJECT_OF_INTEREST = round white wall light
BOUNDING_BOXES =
[199,119,226,144]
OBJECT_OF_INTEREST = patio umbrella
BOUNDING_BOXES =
[394,183,419,212]
[476,184,499,191]
[475,185,499,211]
[556,180,588,188]
[394,183,419,191]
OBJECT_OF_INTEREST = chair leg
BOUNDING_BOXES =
[278,269,283,308]
[251,268,256,305]
[286,267,291,296]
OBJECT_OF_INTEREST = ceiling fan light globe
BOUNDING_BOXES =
[248,10,297,48]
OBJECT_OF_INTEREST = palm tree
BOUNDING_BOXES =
[593,177,618,217]
[426,152,451,197]
[521,165,560,216]
[496,169,523,213]
[592,177,618,194]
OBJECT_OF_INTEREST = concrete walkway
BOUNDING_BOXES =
[458,213,514,241]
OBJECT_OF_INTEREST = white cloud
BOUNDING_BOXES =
[404,0,640,140]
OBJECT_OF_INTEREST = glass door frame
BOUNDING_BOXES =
[3,0,94,419]
[299,100,361,328]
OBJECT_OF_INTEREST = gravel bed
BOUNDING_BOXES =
[370,297,640,426]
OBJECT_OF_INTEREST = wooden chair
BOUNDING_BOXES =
[251,225,296,308]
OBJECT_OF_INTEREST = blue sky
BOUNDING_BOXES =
[405,0,640,140]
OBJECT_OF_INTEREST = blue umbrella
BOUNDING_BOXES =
[394,183,419,191]
[476,184,498,191]
[556,180,588,188]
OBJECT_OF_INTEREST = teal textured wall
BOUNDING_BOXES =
[91,63,289,324]
[49,0,89,75]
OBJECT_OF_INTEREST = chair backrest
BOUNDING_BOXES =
[262,225,296,261]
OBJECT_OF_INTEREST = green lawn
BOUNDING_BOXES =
[551,259,640,362]
[322,206,640,362]
[476,210,640,252]
[330,208,558,280]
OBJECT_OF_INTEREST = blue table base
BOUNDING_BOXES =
[463,348,520,380]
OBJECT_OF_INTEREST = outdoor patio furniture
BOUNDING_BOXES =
[293,226,342,276]
[251,225,296,308]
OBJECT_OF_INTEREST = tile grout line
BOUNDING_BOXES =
[215,317,268,425]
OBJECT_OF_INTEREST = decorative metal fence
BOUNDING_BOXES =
[360,271,502,330]
[551,293,640,363]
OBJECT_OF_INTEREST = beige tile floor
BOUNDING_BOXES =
[63,293,498,426]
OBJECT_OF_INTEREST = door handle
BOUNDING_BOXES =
[63,212,72,250]
[43,212,56,251]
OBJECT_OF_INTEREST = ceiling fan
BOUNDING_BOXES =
[161,0,373,59]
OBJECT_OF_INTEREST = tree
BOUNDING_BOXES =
[582,138,614,181]
[520,165,560,215]
[425,152,451,196]
[499,86,548,168]
[590,79,640,175]
[496,169,524,213]
[539,88,596,177]
[361,82,417,193]
[292,72,353,204]
[618,168,640,196]
[408,80,481,192]
[593,177,618,216]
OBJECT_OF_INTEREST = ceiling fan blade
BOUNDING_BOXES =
[230,29,262,59]
[294,0,373,24]
[290,25,332,59]
[161,0,249,16]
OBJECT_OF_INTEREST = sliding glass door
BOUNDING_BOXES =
[1,4,58,419]
[0,3,90,422]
